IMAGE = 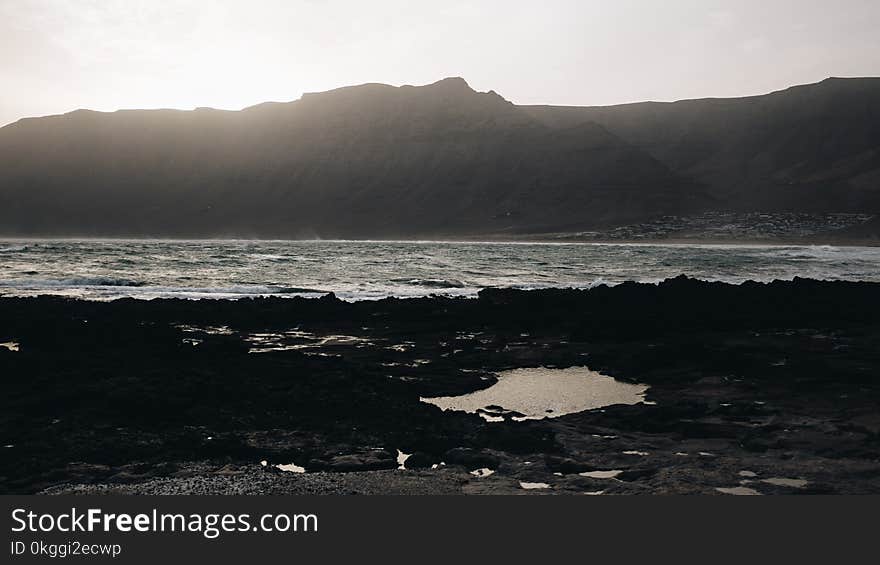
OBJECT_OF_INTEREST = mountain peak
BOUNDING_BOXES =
[426,77,472,91]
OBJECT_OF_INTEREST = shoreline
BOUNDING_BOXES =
[2,277,879,494]
[2,274,879,303]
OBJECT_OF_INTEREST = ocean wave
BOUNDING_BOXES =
[766,245,843,260]
[276,287,325,294]
[249,253,290,262]
[332,287,478,301]
[584,278,613,289]
[0,282,325,301]
[510,278,614,291]
[390,278,466,288]
[133,284,308,296]
[0,244,29,252]
[0,277,147,288]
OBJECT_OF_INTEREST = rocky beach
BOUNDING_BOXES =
[1,276,878,495]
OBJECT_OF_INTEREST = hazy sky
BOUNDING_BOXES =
[2,0,879,126]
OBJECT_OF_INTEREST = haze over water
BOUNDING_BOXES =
[1,240,879,301]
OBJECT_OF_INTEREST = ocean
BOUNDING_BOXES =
[1,239,878,301]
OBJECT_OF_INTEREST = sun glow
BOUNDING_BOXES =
[1,0,878,126]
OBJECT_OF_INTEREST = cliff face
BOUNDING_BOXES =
[524,77,880,215]
[0,78,695,238]
[1,76,877,238]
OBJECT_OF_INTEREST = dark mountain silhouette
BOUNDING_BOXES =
[0,76,877,238]
[0,78,696,238]
[524,77,880,215]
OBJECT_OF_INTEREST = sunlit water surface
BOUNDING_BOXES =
[1,239,879,301]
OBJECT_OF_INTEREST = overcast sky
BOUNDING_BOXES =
[1,0,879,126]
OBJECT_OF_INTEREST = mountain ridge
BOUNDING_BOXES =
[523,76,880,215]
[7,76,875,128]
[0,77,877,238]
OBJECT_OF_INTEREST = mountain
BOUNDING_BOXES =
[0,78,696,238]
[1,76,878,239]
[524,77,880,215]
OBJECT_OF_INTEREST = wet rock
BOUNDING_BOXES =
[3,279,880,494]
[544,456,593,474]
[309,449,397,472]
[215,464,246,476]
[443,448,500,469]
[617,468,657,482]
[402,452,435,469]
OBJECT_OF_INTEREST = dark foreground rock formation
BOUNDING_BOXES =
[1,277,879,494]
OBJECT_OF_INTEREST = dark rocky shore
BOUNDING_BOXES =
[1,277,879,494]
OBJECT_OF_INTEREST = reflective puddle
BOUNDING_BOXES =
[396,450,411,470]
[246,331,372,353]
[260,460,306,473]
[579,470,623,479]
[176,324,234,335]
[421,366,647,421]
[761,477,808,488]
[716,486,761,495]
[275,463,306,473]
[520,482,551,490]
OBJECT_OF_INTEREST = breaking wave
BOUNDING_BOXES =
[0,277,147,288]
[0,244,29,253]
[391,278,466,289]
